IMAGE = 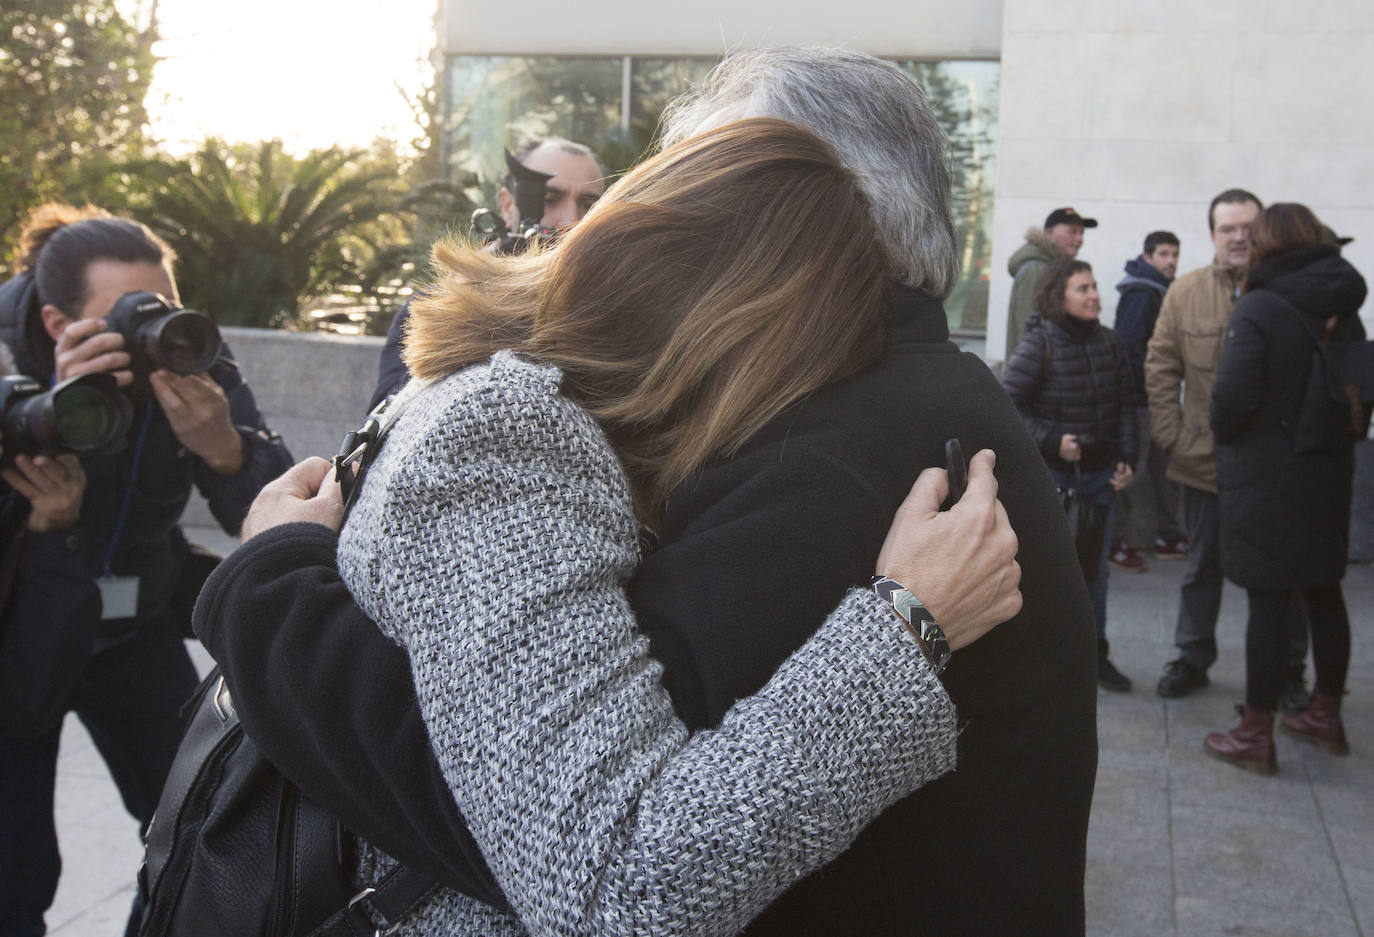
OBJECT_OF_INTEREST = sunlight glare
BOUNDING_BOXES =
[146,0,437,155]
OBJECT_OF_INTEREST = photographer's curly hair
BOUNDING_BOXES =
[16,203,174,316]
[404,118,895,524]
[1033,258,1094,328]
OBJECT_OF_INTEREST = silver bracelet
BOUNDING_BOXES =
[870,575,951,674]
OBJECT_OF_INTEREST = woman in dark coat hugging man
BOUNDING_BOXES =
[1204,203,1367,774]
[1003,258,1138,692]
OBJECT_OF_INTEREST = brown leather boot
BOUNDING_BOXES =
[1280,691,1349,755]
[1204,705,1278,775]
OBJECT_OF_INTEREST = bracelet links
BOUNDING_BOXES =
[870,575,952,674]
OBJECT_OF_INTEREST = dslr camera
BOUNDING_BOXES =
[105,292,222,378]
[0,293,222,462]
[0,373,133,463]
[470,149,560,256]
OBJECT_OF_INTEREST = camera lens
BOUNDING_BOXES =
[52,382,123,451]
[0,374,131,459]
[148,310,220,374]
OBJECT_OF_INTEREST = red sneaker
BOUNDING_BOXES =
[1109,539,1148,573]
[1153,537,1189,560]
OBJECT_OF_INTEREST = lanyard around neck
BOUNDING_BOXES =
[101,400,155,577]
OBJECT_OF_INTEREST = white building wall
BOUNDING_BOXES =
[442,0,1002,58]
[987,0,1374,365]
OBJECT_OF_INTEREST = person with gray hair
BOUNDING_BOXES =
[203,46,1097,936]
[659,47,961,300]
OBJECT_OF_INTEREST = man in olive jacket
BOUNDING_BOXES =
[1004,207,1096,363]
[1146,189,1308,702]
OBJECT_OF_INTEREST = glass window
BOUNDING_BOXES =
[627,57,717,148]
[445,56,624,207]
[442,55,999,332]
[893,60,998,333]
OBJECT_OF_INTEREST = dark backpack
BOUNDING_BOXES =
[136,402,437,937]
[1285,300,1374,454]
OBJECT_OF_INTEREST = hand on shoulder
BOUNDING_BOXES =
[876,449,1022,651]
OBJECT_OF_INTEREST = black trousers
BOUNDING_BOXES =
[1246,584,1350,711]
[0,619,198,937]
[1174,485,1308,673]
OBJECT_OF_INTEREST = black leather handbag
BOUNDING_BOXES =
[137,400,435,937]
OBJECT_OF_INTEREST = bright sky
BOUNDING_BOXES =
[143,0,438,154]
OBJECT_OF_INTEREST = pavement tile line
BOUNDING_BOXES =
[1305,751,1368,937]
[1163,699,1181,937]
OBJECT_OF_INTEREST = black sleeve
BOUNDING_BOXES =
[1113,290,1152,396]
[1210,303,1267,444]
[193,522,509,911]
[631,447,890,730]
[0,521,102,737]
[190,347,295,536]
[370,305,412,412]
[1001,329,1061,462]
[1113,334,1140,466]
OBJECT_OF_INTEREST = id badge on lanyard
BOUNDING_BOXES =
[97,575,140,620]
[98,402,153,621]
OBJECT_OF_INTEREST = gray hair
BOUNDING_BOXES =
[659,46,960,298]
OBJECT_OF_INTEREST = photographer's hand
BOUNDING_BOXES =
[240,457,343,541]
[3,454,86,533]
[150,370,244,476]
[53,318,134,387]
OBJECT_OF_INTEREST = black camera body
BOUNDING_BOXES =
[470,148,560,256]
[105,292,221,378]
[0,373,133,463]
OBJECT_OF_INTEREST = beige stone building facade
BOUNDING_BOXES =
[438,0,1373,354]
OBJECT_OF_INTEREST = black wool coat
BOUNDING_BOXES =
[1002,316,1139,471]
[1212,245,1368,590]
[199,286,1100,936]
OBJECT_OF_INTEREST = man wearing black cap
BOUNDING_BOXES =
[1004,207,1098,363]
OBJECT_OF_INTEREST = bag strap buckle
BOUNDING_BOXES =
[347,887,403,937]
[333,396,393,515]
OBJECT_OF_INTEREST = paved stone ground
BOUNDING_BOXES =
[41,529,1374,937]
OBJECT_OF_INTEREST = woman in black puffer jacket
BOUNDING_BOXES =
[1004,259,1139,691]
[1203,204,1367,775]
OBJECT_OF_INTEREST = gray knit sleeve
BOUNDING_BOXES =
[338,352,957,937]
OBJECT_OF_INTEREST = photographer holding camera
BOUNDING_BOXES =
[371,137,606,408]
[0,407,101,739]
[0,204,293,937]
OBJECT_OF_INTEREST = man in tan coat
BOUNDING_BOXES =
[1146,189,1309,704]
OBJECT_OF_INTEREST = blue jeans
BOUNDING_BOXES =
[1052,465,1117,641]
[0,619,198,937]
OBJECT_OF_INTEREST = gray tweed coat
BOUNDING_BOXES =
[337,351,958,937]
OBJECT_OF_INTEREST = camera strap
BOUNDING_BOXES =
[101,400,155,578]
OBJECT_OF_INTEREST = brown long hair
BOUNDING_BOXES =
[1247,202,1326,264]
[404,117,895,524]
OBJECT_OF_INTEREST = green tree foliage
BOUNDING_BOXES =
[0,0,157,259]
[894,61,998,330]
[131,139,463,329]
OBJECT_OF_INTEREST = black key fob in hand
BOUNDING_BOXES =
[941,438,967,512]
